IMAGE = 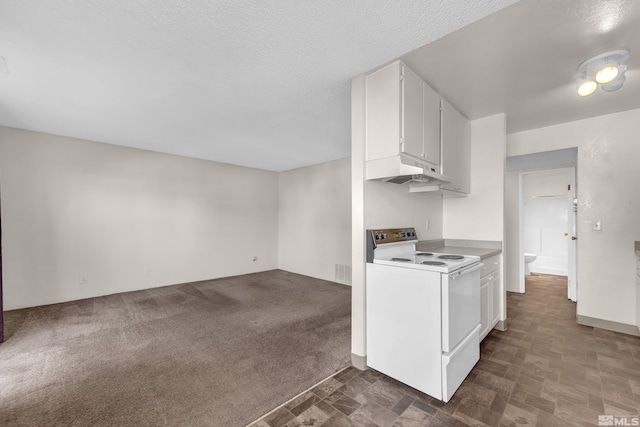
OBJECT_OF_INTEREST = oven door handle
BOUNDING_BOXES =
[450,263,484,279]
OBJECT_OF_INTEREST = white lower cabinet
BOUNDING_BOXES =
[480,276,491,340]
[480,255,501,341]
[491,268,501,328]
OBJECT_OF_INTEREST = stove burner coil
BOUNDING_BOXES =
[415,252,434,256]
[422,261,447,266]
[437,255,465,260]
[391,257,411,262]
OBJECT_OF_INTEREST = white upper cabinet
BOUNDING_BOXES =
[401,65,425,161]
[422,82,441,168]
[365,60,471,193]
[365,61,402,162]
[440,99,470,194]
[365,61,441,168]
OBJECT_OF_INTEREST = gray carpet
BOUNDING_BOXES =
[0,270,351,426]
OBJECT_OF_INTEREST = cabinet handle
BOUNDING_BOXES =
[451,263,484,279]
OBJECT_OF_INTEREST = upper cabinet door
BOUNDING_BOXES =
[401,65,424,161]
[364,61,438,165]
[441,99,470,194]
[422,83,441,168]
[365,62,402,161]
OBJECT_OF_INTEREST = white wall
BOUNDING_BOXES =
[278,158,351,284]
[364,181,443,239]
[0,126,279,310]
[508,108,640,328]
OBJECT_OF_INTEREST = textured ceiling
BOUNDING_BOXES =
[0,0,518,171]
[5,1,638,172]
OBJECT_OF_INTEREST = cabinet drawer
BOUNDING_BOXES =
[481,255,500,277]
[442,324,480,403]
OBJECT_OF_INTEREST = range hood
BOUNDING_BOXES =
[366,154,452,192]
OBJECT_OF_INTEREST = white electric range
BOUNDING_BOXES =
[366,227,482,402]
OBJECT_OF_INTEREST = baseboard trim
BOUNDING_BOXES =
[577,315,640,337]
[495,320,508,332]
[351,353,367,371]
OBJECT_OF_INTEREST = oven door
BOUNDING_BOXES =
[441,263,482,353]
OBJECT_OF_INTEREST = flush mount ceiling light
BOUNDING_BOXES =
[576,50,630,96]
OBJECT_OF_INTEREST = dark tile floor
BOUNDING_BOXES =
[248,274,640,427]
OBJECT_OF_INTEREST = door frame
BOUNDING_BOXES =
[0,208,3,343]
[518,167,577,298]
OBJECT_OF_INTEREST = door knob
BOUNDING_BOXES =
[571,236,577,240]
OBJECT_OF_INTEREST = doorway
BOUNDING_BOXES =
[518,167,577,301]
